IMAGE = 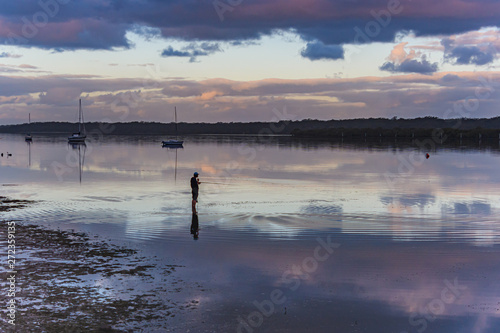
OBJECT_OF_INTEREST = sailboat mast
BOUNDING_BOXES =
[78,99,82,134]
[175,106,178,139]
[28,113,31,135]
[81,99,85,135]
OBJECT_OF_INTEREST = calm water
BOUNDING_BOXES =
[2,134,500,332]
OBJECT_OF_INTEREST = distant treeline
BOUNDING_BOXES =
[3,116,500,136]
[292,127,500,139]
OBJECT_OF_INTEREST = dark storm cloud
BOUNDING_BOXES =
[450,46,494,65]
[442,38,498,66]
[161,42,222,62]
[380,57,439,74]
[301,41,344,60]
[0,0,498,50]
[161,47,191,58]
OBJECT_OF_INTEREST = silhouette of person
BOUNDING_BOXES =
[191,172,200,213]
[190,213,199,239]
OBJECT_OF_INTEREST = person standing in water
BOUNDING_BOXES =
[191,172,200,213]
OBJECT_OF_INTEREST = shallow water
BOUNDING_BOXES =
[2,134,500,332]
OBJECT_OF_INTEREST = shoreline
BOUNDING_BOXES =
[0,197,195,332]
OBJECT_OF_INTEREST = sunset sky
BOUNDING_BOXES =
[0,0,499,124]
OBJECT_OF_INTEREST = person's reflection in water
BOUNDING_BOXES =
[190,213,199,240]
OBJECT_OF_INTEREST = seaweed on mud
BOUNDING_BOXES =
[0,197,191,332]
[0,196,34,212]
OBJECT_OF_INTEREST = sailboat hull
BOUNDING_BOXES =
[162,140,183,147]
[68,134,86,142]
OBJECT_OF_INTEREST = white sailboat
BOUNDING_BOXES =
[68,99,86,143]
[25,113,32,141]
[162,106,183,147]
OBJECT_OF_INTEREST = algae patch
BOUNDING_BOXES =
[0,198,195,332]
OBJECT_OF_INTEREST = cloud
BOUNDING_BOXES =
[439,73,461,83]
[380,58,439,74]
[161,47,191,58]
[442,30,499,65]
[301,41,344,61]
[380,43,438,74]
[448,46,494,65]
[38,87,83,106]
[0,65,22,73]
[0,52,21,58]
[0,17,132,50]
[0,0,499,50]
[0,63,40,73]
[0,70,499,124]
[388,42,417,63]
[19,64,37,69]
[161,42,222,62]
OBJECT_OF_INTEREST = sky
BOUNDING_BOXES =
[0,0,499,124]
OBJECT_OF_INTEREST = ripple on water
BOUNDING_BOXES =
[7,198,500,247]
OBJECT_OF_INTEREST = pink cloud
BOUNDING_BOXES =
[0,71,499,124]
[388,42,419,63]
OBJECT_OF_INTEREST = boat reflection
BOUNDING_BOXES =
[26,140,31,167]
[163,145,182,183]
[69,142,86,183]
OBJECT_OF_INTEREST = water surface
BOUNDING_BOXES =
[1,134,500,332]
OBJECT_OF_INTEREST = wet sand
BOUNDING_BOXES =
[1,198,205,332]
